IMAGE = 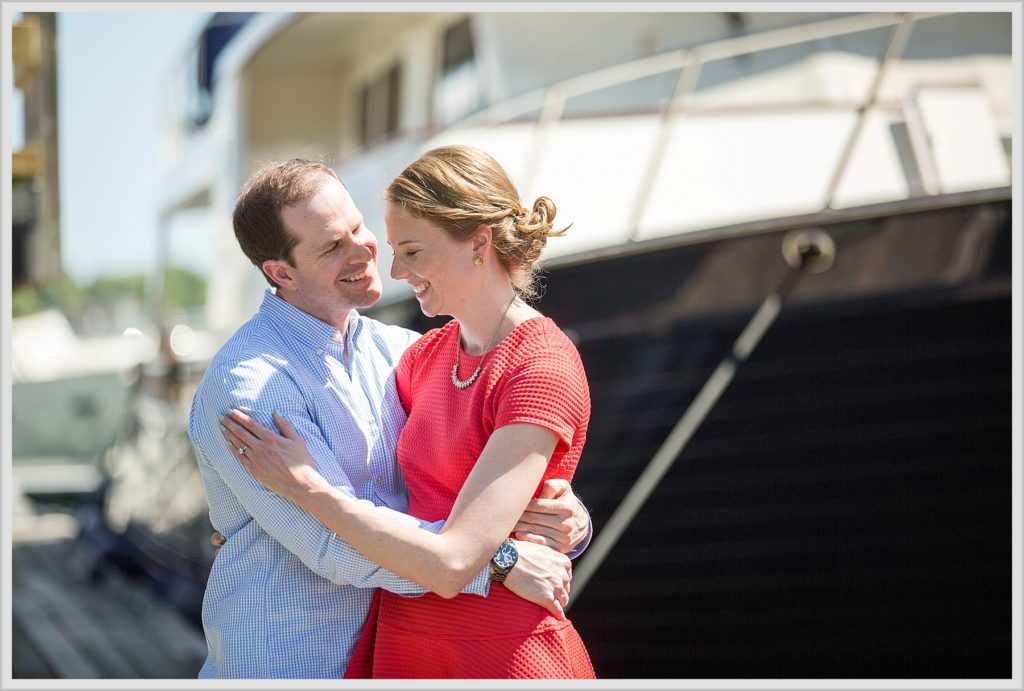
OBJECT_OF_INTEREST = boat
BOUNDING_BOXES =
[11,309,147,498]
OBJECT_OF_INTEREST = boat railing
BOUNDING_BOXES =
[450,11,990,244]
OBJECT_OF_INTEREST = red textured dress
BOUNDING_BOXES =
[344,316,595,679]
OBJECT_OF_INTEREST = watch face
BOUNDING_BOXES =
[493,541,518,569]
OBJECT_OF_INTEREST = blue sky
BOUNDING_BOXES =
[15,11,213,283]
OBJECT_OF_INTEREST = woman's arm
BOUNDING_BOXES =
[222,410,563,599]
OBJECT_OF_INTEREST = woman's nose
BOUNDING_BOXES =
[390,256,406,280]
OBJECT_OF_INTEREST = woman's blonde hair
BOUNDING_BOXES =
[386,145,568,300]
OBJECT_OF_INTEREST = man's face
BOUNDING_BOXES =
[270,176,383,328]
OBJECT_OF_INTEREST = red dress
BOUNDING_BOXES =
[345,317,595,678]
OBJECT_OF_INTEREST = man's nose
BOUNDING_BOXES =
[354,232,376,259]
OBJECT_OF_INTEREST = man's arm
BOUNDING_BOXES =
[515,478,593,558]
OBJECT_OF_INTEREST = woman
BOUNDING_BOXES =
[221,145,594,678]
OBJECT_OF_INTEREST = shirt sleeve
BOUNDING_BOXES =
[395,328,433,414]
[396,344,415,415]
[191,357,489,597]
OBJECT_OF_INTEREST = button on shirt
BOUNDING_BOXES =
[188,290,489,678]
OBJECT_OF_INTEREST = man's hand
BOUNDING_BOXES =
[501,540,571,620]
[211,531,226,555]
[513,479,590,553]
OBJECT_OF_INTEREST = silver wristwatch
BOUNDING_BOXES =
[489,538,519,583]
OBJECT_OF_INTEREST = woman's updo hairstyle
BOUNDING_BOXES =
[386,145,569,300]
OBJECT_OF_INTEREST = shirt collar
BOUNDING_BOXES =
[259,289,359,352]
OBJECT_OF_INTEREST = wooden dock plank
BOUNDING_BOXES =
[94,566,209,672]
[10,614,53,679]
[12,597,103,678]
[17,568,147,677]
[11,536,206,679]
[76,568,202,679]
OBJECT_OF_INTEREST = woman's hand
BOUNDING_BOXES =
[501,540,572,621]
[220,409,328,503]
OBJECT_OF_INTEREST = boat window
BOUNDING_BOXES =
[434,18,482,126]
[359,64,402,147]
[442,18,475,74]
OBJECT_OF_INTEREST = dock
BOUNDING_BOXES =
[10,487,208,679]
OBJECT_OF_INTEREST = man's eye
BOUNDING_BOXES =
[405,250,419,259]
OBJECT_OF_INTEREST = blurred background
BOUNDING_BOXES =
[6,7,1016,680]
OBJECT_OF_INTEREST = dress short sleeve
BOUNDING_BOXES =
[493,344,589,457]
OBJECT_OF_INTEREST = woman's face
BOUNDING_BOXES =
[385,200,476,318]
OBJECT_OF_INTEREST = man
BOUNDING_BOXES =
[188,160,590,678]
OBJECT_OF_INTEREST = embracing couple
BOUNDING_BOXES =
[188,145,596,679]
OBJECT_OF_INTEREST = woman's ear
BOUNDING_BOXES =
[471,224,493,255]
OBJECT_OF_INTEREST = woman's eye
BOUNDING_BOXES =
[405,250,419,259]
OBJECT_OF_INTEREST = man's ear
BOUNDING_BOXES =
[262,259,295,289]
[471,224,493,255]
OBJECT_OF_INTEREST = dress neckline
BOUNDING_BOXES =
[452,316,548,360]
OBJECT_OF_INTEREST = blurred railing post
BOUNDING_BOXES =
[626,54,701,243]
[822,14,917,210]
[520,87,567,198]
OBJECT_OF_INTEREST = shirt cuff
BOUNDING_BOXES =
[565,496,593,561]
[464,565,491,597]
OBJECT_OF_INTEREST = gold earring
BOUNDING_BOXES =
[473,255,484,266]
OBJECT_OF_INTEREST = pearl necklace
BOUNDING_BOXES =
[451,294,517,390]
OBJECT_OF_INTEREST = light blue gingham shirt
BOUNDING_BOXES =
[188,289,490,678]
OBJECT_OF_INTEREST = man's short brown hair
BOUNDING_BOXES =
[233,160,341,287]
